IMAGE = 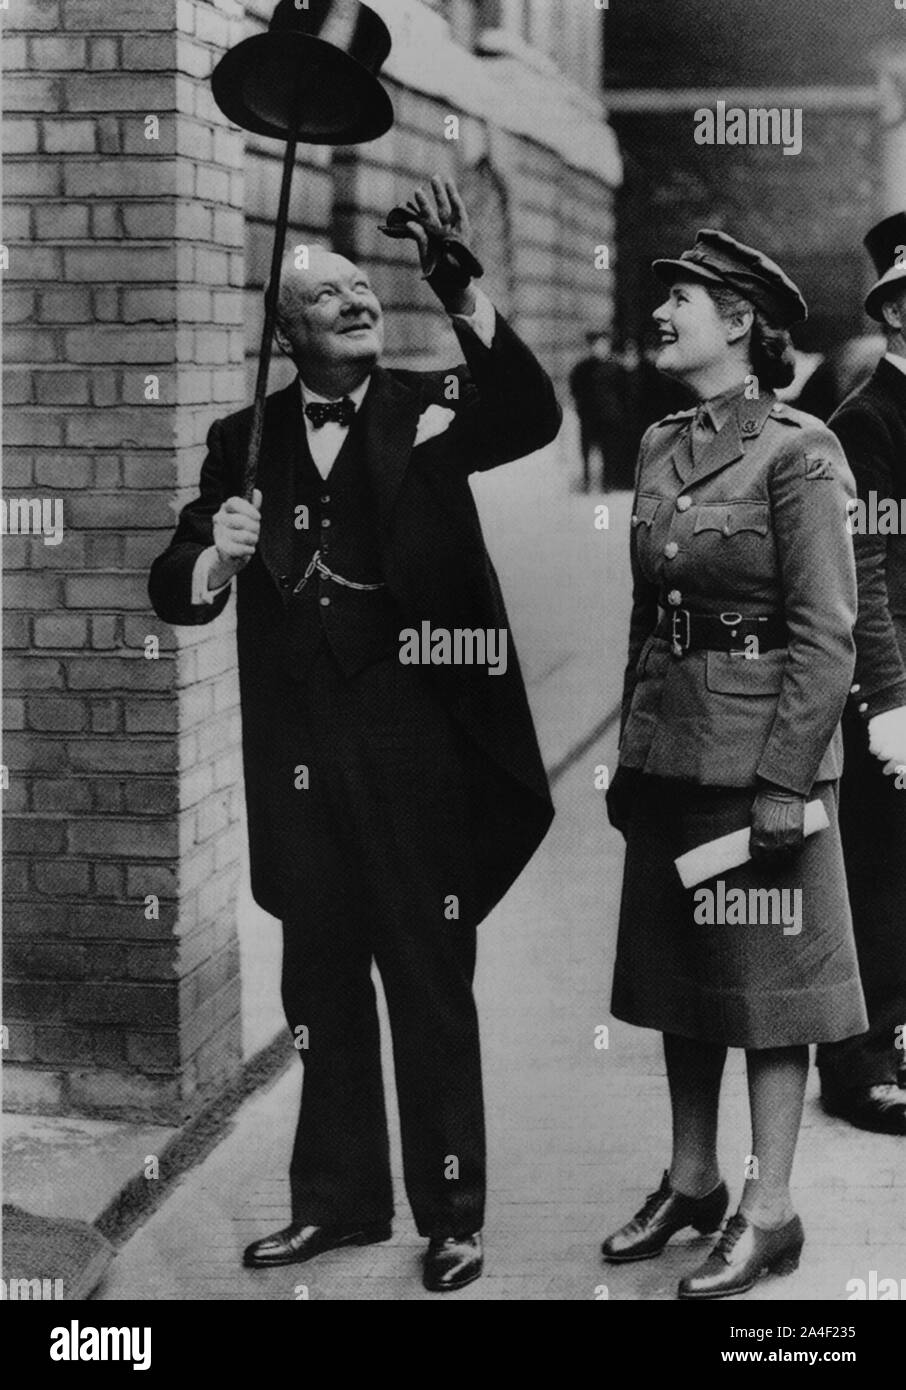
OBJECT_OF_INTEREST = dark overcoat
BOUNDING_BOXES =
[829,357,906,716]
[815,357,906,1086]
[149,313,561,924]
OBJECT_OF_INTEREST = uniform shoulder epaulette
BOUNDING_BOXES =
[655,408,696,427]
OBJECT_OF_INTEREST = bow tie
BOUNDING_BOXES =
[305,398,357,429]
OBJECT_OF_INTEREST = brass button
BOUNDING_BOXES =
[321,495,330,504]
[322,518,331,527]
[850,683,861,695]
[664,542,679,560]
[858,702,868,714]
[676,496,692,513]
[667,590,682,607]
[320,596,331,608]
[631,514,639,526]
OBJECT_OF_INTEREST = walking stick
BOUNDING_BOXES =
[242,134,298,501]
[210,0,395,500]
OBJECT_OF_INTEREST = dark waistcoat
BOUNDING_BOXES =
[277,416,405,678]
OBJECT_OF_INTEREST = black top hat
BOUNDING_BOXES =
[653,229,807,328]
[864,212,906,322]
[212,0,394,144]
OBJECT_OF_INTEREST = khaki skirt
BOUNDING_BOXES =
[610,776,868,1048]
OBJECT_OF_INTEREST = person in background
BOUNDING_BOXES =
[816,212,906,1134]
[614,338,645,490]
[569,329,629,492]
[794,334,887,422]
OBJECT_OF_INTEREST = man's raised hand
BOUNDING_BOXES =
[378,175,483,314]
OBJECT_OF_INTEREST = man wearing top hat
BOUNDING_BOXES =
[149,169,560,1291]
[815,213,906,1135]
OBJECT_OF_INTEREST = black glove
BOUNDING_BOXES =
[378,204,483,285]
[606,765,641,839]
[378,177,483,312]
[749,784,806,866]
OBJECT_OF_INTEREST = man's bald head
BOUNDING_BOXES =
[271,245,384,396]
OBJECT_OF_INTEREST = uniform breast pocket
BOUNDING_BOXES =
[705,648,786,696]
[693,501,770,540]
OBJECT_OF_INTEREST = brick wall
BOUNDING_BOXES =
[3,0,247,1122]
[2,0,617,1122]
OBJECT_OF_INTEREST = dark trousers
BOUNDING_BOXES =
[817,714,906,1093]
[276,648,486,1238]
[579,424,606,492]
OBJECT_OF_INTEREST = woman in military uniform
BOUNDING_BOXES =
[601,231,868,1300]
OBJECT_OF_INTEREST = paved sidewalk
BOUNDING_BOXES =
[3,415,627,1232]
[10,419,905,1301]
[93,725,906,1302]
[94,440,906,1300]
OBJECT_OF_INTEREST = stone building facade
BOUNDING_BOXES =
[605,0,903,355]
[2,0,620,1122]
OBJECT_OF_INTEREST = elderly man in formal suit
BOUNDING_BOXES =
[816,213,906,1135]
[149,178,560,1291]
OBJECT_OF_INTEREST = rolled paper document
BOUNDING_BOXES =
[675,799,830,890]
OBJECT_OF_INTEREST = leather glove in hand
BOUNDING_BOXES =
[749,784,806,865]
[606,765,641,840]
[868,706,906,776]
[378,176,483,310]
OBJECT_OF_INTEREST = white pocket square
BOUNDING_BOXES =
[414,404,457,448]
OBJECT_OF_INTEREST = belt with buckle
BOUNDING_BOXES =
[656,607,787,658]
[293,549,387,596]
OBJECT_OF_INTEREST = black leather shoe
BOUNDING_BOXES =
[243,1220,392,1269]
[822,1084,906,1135]
[423,1233,483,1292]
[678,1211,804,1300]
[601,1171,729,1263]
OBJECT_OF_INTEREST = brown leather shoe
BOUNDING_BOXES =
[243,1220,392,1269]
[678,1211,804,1300]
[423,1233,483,1292]
[601,1171,729,1263]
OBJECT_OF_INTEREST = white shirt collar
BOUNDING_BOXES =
[298,375,371,410]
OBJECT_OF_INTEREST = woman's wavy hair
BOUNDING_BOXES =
[705,284,797,392]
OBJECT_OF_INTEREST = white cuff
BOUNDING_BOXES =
[450,288,496,350]
[192,546,231,606]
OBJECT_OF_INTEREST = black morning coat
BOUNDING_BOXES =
[829,355,906,720]
[149,311,562,924]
